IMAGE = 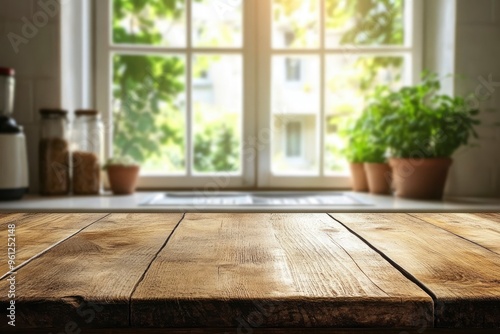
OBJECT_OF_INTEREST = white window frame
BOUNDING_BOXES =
[95,0,257,189]
[95,0,423,190]
[256,0,423,188]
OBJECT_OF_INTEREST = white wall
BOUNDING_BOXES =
[445,0,500,197]
[0,0,62,193]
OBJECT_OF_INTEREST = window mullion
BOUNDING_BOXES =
[186,0,193,177]
[241,0,258,187]
[96,0,112,160]
[256,0,273,187]
[409,0,424,84]
[107,46,243,54]
[319,0,326,177]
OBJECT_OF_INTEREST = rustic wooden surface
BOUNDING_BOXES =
[0,213,184,329]
[332,213,500,328]
[132,213,432,328]
[409,213,500,255]
[1,212,499,331]
[0,213,108,277]
[0,213,25,224]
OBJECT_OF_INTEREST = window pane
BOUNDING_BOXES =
[273,0,320,49]
[272,55,320,174]
[324,55,405,173]
[112,0,186,47]
[113,54,186,174]
[192,0,243,47]
[325,0,405,47]
[286,122,303,157]
[192,54,242,174]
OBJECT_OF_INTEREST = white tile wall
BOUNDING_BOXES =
[424,0,457,95]
[494,0,500,23]
[0,0,34,20]
[0,0,61,194]
[34,78,61,111]
[33,0,63,23]
[457,0,496,24]
[13,78,34,123]
[3,20,60,78]
[445,0,500,197]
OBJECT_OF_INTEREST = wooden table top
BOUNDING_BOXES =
[0,213,499,333]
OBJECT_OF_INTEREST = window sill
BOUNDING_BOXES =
[1,192,499,213]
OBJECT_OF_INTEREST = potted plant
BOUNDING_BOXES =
[103,157,140,195]
[343,117,369,192]
[343,108,392,195]
[378,73,480,199]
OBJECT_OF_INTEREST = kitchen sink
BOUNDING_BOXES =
[142,191,369,207]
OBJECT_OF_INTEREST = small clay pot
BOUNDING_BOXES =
[364,163,392,195]
[390,158,452,200]
[349,163,369,192]
[106,165,140,195]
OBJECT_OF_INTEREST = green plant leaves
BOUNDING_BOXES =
[342,72,482,161]
[377,73,481,158]
[342,108,387,164]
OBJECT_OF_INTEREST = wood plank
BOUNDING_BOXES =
[0,213,108,277]
[0,213,184,329]
[409,213,500,255]
[131,213,432,328]
[0,213,26,225]
[332,213,500,328]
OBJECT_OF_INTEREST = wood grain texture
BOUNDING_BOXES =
[332,213,500,328]
[0,213,184,329]
[410,213,500,255]
[131,213,432,328]
[0,213,107,277]
[0,213,26,225]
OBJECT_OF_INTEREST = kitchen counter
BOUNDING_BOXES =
[0,192,499,212]
[1,212,499,333]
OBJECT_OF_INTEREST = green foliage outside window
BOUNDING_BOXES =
[112,0,239,173]
[112,0,404,173]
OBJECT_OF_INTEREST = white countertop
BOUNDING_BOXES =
[0,192,499,213]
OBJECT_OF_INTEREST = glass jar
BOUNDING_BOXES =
[72,109,103,195]
[39,109,70,195]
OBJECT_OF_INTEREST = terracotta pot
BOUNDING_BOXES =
[349,163,369,192]
[390,158,452,200]
[106,165,140,195]
[364,163,392,195]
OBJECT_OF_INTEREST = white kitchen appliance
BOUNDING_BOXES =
[0,67,29,200]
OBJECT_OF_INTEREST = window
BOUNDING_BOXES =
[96,0,422,189]
[286,122,303,158]
[285,58,302,82]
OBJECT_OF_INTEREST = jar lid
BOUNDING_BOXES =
[39,109,68,116]
[0,67,15,77]
[75,109,99,116]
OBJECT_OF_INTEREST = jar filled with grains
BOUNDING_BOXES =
[72,110,103,195]
[39,109,70,195]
